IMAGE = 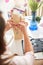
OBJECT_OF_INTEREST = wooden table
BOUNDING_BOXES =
[34,52,43,65]
[34,59,43,65]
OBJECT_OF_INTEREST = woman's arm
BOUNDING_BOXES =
[23,29,33,53]
[14,22,33,53]
[10,21,33,53]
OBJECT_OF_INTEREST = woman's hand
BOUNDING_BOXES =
[5,20,12,32]
[10,21,28,34]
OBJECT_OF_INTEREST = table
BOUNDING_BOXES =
[34,52,43,59]
[34,59,43,65]
[34,52,43,65]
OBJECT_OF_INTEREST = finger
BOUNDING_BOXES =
[25,22,28,26]
[16,24,23,30]
[7,22,12,28]
[9,22,16,26]
[20,21,28,26]
[18,22,26,27]
[20,16,25,22]
[13,25,18,30]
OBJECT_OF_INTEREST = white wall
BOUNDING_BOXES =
[0,0,26,21]
[0,0,15,21]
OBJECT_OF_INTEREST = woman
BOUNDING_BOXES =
[0,14,34,65]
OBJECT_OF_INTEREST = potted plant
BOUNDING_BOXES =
[28,0,43,31]
[36,16,41,23]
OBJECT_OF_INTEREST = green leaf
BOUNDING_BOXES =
[28,0,43,12]
[38,1,43,9]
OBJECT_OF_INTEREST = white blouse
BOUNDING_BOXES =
[1,51,34,65]
[12,51,34,65]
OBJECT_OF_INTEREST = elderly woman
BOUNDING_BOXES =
[0,12,34,65]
